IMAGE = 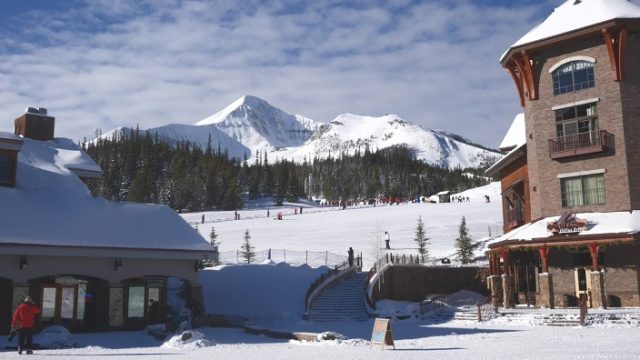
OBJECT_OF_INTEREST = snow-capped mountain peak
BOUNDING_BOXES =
[93,96,501,169]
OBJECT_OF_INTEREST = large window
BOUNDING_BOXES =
[555,102,598,138]
[552,60,595,95]
[561,174,605,207]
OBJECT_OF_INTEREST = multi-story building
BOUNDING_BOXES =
[486,0,640,309]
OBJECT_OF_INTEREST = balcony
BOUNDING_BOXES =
[548,130,614,159]
[506,206,524,229]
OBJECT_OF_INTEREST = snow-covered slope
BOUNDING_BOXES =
[277,113,500,168]
[95,96,501,169]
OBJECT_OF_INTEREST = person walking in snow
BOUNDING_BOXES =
[11,295,41,355]
[385,231,391,249]
[348,247,355,267]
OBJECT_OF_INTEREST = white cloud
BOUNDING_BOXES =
[0,0,548,146]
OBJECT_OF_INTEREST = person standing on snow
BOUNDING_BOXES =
[348,247,355,267]
[11,295,41,355]
[385,231,391,249]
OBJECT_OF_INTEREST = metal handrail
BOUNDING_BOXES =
[304,255,361,312]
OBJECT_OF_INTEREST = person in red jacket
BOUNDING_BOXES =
[11,295,41,355]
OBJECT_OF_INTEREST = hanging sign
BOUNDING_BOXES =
[370,318,395,349]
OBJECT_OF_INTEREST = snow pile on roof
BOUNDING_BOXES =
[0,137,211,252]
[490,210,640,245]
[498,113,526,151]
[503,0,640,60]
[199,263,328,324]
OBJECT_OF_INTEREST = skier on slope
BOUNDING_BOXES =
[385,231,391,249]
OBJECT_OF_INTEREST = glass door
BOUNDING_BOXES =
[574,268,592,308]
[41,286,58,325]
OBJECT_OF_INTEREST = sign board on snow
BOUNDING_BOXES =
[370,318,395,349]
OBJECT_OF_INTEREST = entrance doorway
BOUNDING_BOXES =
[574,268,592,308]
[35,275,108,332]
[0,278,11,335]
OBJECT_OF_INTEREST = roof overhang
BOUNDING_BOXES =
[0,242,215,261]
[501,18,639,65]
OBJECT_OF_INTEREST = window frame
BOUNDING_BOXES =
[552,60,595,95]
[560,173,605,208]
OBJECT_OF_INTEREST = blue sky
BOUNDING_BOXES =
[0,0,564,146]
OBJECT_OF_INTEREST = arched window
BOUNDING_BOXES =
[552,60,595,95]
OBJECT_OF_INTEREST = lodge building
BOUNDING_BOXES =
[486,0,640,309]
[0,108,214,334]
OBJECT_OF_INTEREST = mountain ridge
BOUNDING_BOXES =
[95,95,501,169]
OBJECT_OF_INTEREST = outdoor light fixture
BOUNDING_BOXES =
[19,256,28,270]
[114,258,123,271]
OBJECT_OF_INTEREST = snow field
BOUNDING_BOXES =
[186,182,503,269]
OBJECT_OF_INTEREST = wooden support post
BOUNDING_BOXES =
[506,64,525,107]
[588,243,600,272]
[500,248,510,275]
[538,246,550,273]
[603,27,627,81]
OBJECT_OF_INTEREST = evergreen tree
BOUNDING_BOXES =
[210,225,220,265]
[240,229,255,264]
[455,216,474,264]
[414,216,429,262]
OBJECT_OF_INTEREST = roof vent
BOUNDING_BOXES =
[573,0,581,4]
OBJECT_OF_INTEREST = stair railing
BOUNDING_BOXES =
[304,255,361,313]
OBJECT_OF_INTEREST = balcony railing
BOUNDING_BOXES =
[548,130,614,159]
[506,206,524,229]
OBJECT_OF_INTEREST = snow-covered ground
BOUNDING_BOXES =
[184,182,503,269]
[3,320,640,359]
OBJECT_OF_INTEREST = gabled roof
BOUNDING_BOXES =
[498,113,526,152]
[501,0,640,62]
[0,137,211,254]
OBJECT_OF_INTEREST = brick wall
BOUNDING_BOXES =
[371,265,489,303]
[523,36,633,219]
[620,32,640,209]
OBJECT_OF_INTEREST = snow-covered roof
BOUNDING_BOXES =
[499,113,526,152]
[0,137,211,253]
[0,131,23,151]
[0,131,22,141]
[501,0,640,62]
[484,143,526,178]
[489,210,640,245]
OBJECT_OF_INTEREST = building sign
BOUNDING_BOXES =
[370,318,395,349]
[547,212,588,235]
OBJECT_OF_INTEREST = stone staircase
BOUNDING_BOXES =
[306,272,370,322]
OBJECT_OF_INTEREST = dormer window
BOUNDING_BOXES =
[552,60,595,95]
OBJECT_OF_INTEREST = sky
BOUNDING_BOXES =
[0,0,565,147]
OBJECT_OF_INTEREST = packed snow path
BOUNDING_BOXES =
[307,272,370,322]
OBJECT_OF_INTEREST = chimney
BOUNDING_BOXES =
[14,107,55,141]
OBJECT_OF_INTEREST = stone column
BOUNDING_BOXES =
[108,286,124,328]
[488,275,502,309]
[501,274,515,309]
[590,271,606,309]
[538,273,554,309]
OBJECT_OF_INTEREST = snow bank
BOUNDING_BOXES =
[161,330,213,350]
[34,326,77,349]
[444,290,488,307]
[199,263,328,324]
[375,300,420,320]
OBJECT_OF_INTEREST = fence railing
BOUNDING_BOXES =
[216,248,348,268]
[420,295,447,316]
[548,130,614,159]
